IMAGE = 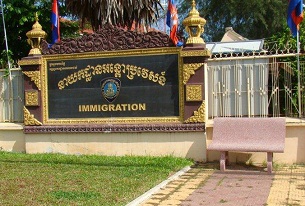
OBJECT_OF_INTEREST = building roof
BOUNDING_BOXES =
[206,39,264,54]
[206,27,264,54]
[221,27,248,42]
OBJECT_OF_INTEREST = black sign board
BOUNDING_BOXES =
[44,50,181,122]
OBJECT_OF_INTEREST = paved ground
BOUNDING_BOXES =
[139,163,305,206]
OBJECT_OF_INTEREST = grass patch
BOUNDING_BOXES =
[0,152,192,206]
[219,199,228,203]
[50,190,100,200]
[217,176,226,186]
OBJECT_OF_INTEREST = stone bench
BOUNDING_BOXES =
[207,117,286,174]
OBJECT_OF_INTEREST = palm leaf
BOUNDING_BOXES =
[65,0,163,31]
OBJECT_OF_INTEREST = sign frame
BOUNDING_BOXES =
[41,47,184,125]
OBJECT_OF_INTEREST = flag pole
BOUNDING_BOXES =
[1,0,13,121]
[297,30,302,118]
[0,0,12,80]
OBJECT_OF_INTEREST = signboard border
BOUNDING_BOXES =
[41,47,184,125]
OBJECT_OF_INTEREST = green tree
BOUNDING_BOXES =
[0,0,79,64]
[0,0,36,63]
[179,0,289,42]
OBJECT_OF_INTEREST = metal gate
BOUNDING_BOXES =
[0,67,24,122]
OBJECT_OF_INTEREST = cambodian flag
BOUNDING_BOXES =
[51,0,60,44]
[287,0,304,37]
[166,0,183,46]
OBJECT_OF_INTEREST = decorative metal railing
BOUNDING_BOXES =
[0,67,23,122]
[209,40,302,60]
[207,56,305,119]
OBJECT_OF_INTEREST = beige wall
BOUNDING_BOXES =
[0,123,25,152]
[24,131,206,161]
[0,124,206,161]
[1,122,305,164]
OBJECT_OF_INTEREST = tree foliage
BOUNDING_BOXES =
[179,0,289,42]
[0,0,301,64]
[0,0,36,63]
[0,0,79,64]
[65,0,163,31]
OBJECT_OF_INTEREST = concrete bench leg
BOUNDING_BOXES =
[267,152,273,174]
[220,151,227,172]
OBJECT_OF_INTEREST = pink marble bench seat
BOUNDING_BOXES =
[207,117,286,174]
